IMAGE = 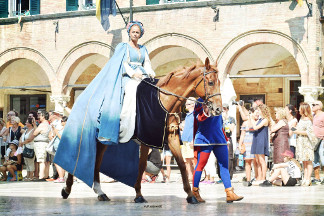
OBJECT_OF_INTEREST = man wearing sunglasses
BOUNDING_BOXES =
[312,101,324,184]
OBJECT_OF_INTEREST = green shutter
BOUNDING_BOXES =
[0,0,8,18]
[30,0,40,15]
[146,0,159,5]
[66,0,79,11]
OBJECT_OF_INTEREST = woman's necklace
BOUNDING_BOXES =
[11,125,18,132]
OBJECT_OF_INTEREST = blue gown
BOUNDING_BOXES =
[54,43,143,188]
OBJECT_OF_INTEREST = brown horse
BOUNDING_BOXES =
[61,57,222,204]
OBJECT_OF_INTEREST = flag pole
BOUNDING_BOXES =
[115,0,128,26]
[130,0,133,22]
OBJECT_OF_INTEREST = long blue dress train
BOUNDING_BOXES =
[54,43,140,187]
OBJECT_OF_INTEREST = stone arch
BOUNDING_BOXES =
[216,30,308,84]
[0,47,55,86]
[56,41,114,94]
[143,33,214,63]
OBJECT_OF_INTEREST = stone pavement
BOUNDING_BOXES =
[1,169,324,216]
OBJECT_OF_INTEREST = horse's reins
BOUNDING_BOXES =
[141,67,221,133]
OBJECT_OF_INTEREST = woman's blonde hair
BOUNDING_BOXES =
[258,104,272,127]
[274,107,287,120]
[11,116,20,124]
[299,102,313,121]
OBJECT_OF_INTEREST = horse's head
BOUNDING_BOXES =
[195,58,222,116]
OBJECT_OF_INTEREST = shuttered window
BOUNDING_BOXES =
[0,0,8,18]
[146,0,159,5]
[30,0,40,15]
[67,0,79,11]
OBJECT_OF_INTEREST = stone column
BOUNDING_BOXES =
[298,86,324,103]
[50,95,70,115]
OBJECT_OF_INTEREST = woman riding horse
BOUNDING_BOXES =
[54,20,224,204]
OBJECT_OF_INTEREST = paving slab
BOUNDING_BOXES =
[1,179,324,216]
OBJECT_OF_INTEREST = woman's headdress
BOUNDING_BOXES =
[127,21,144,38]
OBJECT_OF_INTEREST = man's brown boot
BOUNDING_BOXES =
[225,187,243,203]
[192,187,205,203]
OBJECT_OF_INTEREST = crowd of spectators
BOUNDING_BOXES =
[237,99,323,187]
[1,98,324,188]
[0,109,68,183]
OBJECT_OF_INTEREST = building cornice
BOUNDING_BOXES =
[0,0,289,25]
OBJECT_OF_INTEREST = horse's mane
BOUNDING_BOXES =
[157,64,200,87]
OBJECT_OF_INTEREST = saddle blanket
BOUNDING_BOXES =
[135,78,168,149]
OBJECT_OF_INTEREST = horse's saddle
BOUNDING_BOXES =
[134,78,168,149]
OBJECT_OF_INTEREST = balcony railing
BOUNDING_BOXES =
[11,10,28,17]
[82,3,96,10]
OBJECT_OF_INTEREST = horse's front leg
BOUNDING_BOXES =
[93,141,110,201]
[134,144,149,203]
[61,173,74,199]
[168,130,198,204]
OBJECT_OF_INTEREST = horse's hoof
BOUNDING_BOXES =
[134,196,148,203]
[186,196,199,204]
[61,188,70,199]
[98,194,111,201]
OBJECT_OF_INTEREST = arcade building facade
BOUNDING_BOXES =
[0,0,323,124]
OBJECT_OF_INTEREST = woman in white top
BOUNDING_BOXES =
[285,104,298,156]
[20,117,35,181]
[260,150,301,187]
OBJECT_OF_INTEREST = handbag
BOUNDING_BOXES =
[46,137,56,155]
[22,147,35,159]
[314,139,322,152]
[307,132,319,150]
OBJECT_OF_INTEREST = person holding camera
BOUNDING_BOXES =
[19,117,36,181]
[236,100,249,121]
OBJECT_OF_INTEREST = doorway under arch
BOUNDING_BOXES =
[227,43,302,114]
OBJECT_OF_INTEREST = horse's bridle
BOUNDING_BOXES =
[141,67,221,108]
[194,67,221,108]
